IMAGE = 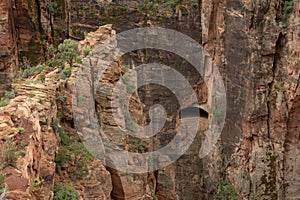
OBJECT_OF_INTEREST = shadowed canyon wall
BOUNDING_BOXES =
[202,0,300,199]
[0,0,18,96]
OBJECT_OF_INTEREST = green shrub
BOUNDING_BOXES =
[81,5,90,15]
[46,39,78,69]
[55,148,72,166]
[39,73,46,83]
[55,133,93,180]
[58,39,79,66]
[0,173,7,196]
[0,173,4,191]
[51,121,69,145]
[18,64,48,78]
[0,97,8,107]
[46,58,63,69]
[59,131,70,146]
[138,0,159,13]
[76,56,82,64]
[4,90,15,99]
[48,2,58,15]
[214,181,237,200]
[4,139,18,166]
[54,183,78,200]
[58,67,71,80]
[84,32,88,38]
[281,0,294,25]
[20,141,27,149]
[128,140,146,153]
[166,0,183,8]
[30,177,43,193]
[56,95,66,104]
[283,0,293,16]
[18,127,25,134]
[18,68,29,78]
[29,64,47,74]
[83,46,91,57]
[51,120,61,133]
[29,91,35,98]
[57,111,65,121]
[69,140,94,180]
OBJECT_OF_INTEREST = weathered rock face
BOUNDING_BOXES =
[15,0,48,64]
[0,69,59,199]
[0,26,115,199]
[202,0,300,199]
[0,0,18,97]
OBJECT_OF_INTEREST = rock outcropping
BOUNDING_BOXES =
[0,68,58,199]
[0,26,115,199]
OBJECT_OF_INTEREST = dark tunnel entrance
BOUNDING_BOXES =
[179,106,209,119]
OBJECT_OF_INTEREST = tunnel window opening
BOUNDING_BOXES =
[179,106,208,119]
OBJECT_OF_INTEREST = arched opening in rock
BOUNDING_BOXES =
[179,105,208,119]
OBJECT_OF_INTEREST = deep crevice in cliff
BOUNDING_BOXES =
[267,32,284,139]
[264,32,285,199]
[34,0,46,61]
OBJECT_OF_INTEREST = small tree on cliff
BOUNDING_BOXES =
[58,39,78,67]
[54,183,78,200]
[69,139,94,181]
